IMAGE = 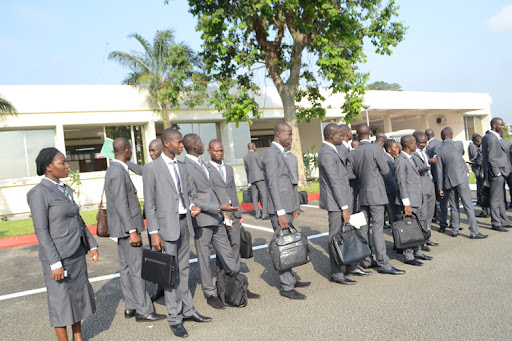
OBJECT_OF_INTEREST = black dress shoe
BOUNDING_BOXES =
[348,267,372,276]
[421,245,431,252]
[492,226,509,232]
[247,290,261,299]
[135,312,166,322]
[361,259,379,269]
[376,266,406,275]
[261,215,270,220]
[255,214,262,219]
[438,227,446,233]
[279,289,306,300]
[124,309,136,318]
[184,312,211,323]
[170,323,188,338]
[404,259,424,266]
[415,254,433,261]
[476,212,489,218]
[206,296,225,310]
[448,231,458,237]
[329,276,357,285]
[294,281,311,288]
[427,240,439,246]
[150,287,165,302]
[470,232,488,239]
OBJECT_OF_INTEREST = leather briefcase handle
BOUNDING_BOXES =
[272,223,297,239]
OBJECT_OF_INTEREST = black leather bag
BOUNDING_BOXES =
[391,213,431,249]
[242,189,252,203]
[239,225,253,259]
[216,272,248,307]
[141,248,176,288]
[299,191,308,205]
[77,215,91,252]
[269,224,310,271]
[330,224,371,265]
[481,184,490,208]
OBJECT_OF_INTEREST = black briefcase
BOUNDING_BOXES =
[330,224,371,265]
[242,189,252,203]
[299,191,308,205]
[481,185,490,208]
[391,213,431,249]
[240,225,253,259]
[269,224,310,271]
[141,248,176,288]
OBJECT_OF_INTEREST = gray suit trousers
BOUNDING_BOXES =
[490,175,511,228]
[402,207,425,261]
[194,224,238,297]
[328,211,357,279]
[270,214,297,291]
[161,218,195,324]
[435,182,449,228]
[216,218,241,274]
[117,236,154,315]
[251,180,268,217]
[447,182,480,236]
[420,192,436,230]
[359,205,391,269]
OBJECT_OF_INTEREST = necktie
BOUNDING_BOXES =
[57,183,72,201]
[198,157,209,179]
[171,161,186,207]
[217,164,226,182]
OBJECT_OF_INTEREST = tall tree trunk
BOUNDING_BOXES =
[162,103,171,129]
[280,88,308,189]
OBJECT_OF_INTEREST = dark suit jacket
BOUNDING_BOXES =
[347,141,389,206]
[262,143,299,214]
[318,143,351,211]
[426,138,442,185]
[104,161,145,238]
[394,152,423,207]
[27,180,98,265]
[243,151,265,183]
[482,131,511,178]
[383,153,398,196]
[435,140,469,190]
[412,150,435,196]
[206,162,242,219]
[143,156,196,241]
[184,157,223,228]
[468,143,483,177]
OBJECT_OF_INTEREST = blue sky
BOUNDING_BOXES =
[1,0,511,121]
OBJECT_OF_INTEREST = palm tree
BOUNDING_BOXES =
[0,94,17,115]
[109,29,203,128]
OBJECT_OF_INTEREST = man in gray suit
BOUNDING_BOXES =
[337,124,359,213]
[347,124,405,275]
[243,143,269,219]
[482,117,512,232]
[436,128,487,239]
[183,133,240,310]
[425,128,449,230]
[394,135,433,266]
[285,145,302,210]
[383,139,400,226]
[263,122,309,299]
[319,124,370,285]
[413,132,439,250]
[468,134,489,217]
[143,129,211,338]
[104,138,165,323]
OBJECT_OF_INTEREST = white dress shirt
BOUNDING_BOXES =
[342,140,352,151]
[186,154,209,180]
[271,142,287,216]
[400,151,414,207]
[161,153,188,215]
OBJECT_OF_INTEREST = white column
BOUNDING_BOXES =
[55,124,66,153]
[143,120,157,163]
[383,114,393,133]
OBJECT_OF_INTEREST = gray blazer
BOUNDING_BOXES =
[347,141,389,206]
[287,153,299,185]
[184,158,223,227]
[27,180,98,265]
[435,140,468,190]
[243,151,265,183]
[336,144,351,164]
[262,143,299,215]
[143,156,196,242]
[383,153,398,196]
[206,162,242,219]
[104,161,145,238]
[482,131,511,178]
[318,144,351,211]
[394,153,423,207]
[468,143,483,177]
[426,138,442,183]
[412,151,435,196]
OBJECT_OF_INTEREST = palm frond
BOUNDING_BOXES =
[0,95,17,115]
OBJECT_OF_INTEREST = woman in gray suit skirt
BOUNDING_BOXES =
[27,147,99,341]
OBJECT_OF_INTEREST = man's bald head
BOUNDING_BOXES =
[183,133,200,152]
[323,123,340,140]
[274,122,293,148]
[148,139,164,160]
[247,142,256,151]
[209,139,223,150]
[274,122,291,136]
[356,124,370,139]
[161,128,182,145]
[400,135,415,150]
[113,137,131,154]
[425,129,435,140]
[375,135,386,147]
[440,127,453,141]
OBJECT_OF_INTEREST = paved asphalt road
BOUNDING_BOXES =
[1,200,512,340]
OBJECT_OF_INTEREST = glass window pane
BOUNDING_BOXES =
[231,122,250,161]
[25,129,55,177]
[0,131,27,179]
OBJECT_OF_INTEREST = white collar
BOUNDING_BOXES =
[111,159,129,172]
[401,151,412,159]
[43,177,64,186]
[428,137,436,143]
[161,153,177,164]
[186,154,202,164]
[248,150,254,152]
[210,160,224,167]
[360,139,371,143]
[272,141,285,154]
[323,141,339,153]
[490,130,502,139]
[342,140,351,149]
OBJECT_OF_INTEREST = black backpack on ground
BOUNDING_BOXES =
[216,272,248,307]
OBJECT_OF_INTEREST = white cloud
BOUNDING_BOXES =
[488,5,512,33]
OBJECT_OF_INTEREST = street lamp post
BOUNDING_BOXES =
[362,103,371,127]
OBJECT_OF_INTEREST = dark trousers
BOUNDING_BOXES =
[490,175,511,228]
[359,205,391,269]
[216,218,241,275]
[251,180,268,217]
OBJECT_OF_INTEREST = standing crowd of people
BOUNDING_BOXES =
[27,117,511,340]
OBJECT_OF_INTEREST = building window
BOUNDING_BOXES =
[464,116,475,141]
[251,135,273,148]
[0,129,55,180]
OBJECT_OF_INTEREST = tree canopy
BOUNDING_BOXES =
[368,81,402,91]
[0,94,17,115]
